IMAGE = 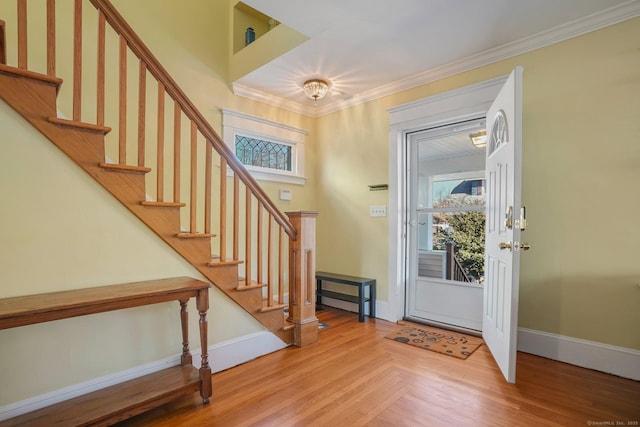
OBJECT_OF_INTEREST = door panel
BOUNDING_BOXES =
[482,67,524,383]
[405,119,487,332]
[412,279,483,330]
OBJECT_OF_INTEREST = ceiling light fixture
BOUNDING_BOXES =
[469,130,487,148]
[303,79,329,103]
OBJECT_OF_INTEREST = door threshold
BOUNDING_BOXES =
[401,316,482,338]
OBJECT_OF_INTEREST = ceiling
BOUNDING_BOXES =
[234,0,640,116]
[414,119,486,163]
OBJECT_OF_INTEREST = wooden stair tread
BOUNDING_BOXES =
[99,162,152,174]
[260,302,287,313]
[3,365,201,427]
[236,279,267,291]
[48,116,112,134]
[0,29,301,346]
[141,201,186,208]
[207,257,243,267]
[0,63,62,86]
[176,232,217,239]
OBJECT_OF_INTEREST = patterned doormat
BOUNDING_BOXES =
[385,324,483,359]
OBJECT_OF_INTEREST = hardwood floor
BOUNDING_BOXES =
[118,308,640,426]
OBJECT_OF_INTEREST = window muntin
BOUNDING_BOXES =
[222,110,307,185]
[235,135,292,172]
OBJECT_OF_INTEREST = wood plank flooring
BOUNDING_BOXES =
[118,308,640,426]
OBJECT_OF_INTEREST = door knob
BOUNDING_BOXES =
[520,242,531,251]
[499,242,512,250]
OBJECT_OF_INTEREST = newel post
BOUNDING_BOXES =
[286,210,319,347]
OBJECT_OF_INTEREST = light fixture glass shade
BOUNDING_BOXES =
[469,130,487,148]
[303,79,329,101]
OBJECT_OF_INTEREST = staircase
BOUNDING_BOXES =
[0,0,318,346]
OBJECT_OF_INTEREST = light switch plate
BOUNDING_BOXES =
[279,189,292,201]
[370,205,387,217]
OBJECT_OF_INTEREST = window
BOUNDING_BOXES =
[235,135,292,171]
[419,173,486,284]
[222,109,307,185]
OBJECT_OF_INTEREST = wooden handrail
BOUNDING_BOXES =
[89,0,296,240]
[3,0,317,344]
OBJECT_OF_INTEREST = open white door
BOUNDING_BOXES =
[483,67,526,383]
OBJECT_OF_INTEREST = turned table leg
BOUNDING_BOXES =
[197,288,212,404]
[179,300,192,366]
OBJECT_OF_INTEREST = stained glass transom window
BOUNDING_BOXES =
[235,135,292,171]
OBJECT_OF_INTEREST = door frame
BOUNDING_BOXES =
[405,123,487,332]
[386,75,508,323]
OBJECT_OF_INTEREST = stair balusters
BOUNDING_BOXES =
[0,0,318,346]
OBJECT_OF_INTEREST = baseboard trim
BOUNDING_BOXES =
[0,331,286,421]
[194,330,287,372]
[518,328,640,381]
[319,296,389,321]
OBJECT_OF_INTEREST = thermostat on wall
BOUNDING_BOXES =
[279,189,292,201]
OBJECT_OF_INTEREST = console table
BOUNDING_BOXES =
[316,271,376,322]
[0,276,212,426]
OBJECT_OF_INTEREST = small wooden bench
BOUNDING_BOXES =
[315,271,376,322]
[0,277,211,426]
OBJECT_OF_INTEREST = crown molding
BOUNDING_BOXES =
[221,108,309,135]
[231,83,316,117]
[234,1,640,118]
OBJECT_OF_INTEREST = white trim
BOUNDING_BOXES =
[0,355,180,421]
[222,109,308,185]
[319,297,367,316]
[318,297,390,322]
[194,330,286,372]
[518,328,640,381]
[233,2,640,118]
[374,300,390,321]
[388,75,508,128]
[232,83,316,118]
[387,76,508,324]
[240,168,306,185]
[221,109,309,137]
[0,331,286,421]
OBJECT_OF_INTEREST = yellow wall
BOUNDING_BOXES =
[0,0,317,406]
[316,17,640,350]
[0,100,265,403]
[1,0,636,409]
[110,0,317,211]
[233,2,270,54]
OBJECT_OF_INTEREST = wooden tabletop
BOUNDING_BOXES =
[0,276,210,330]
